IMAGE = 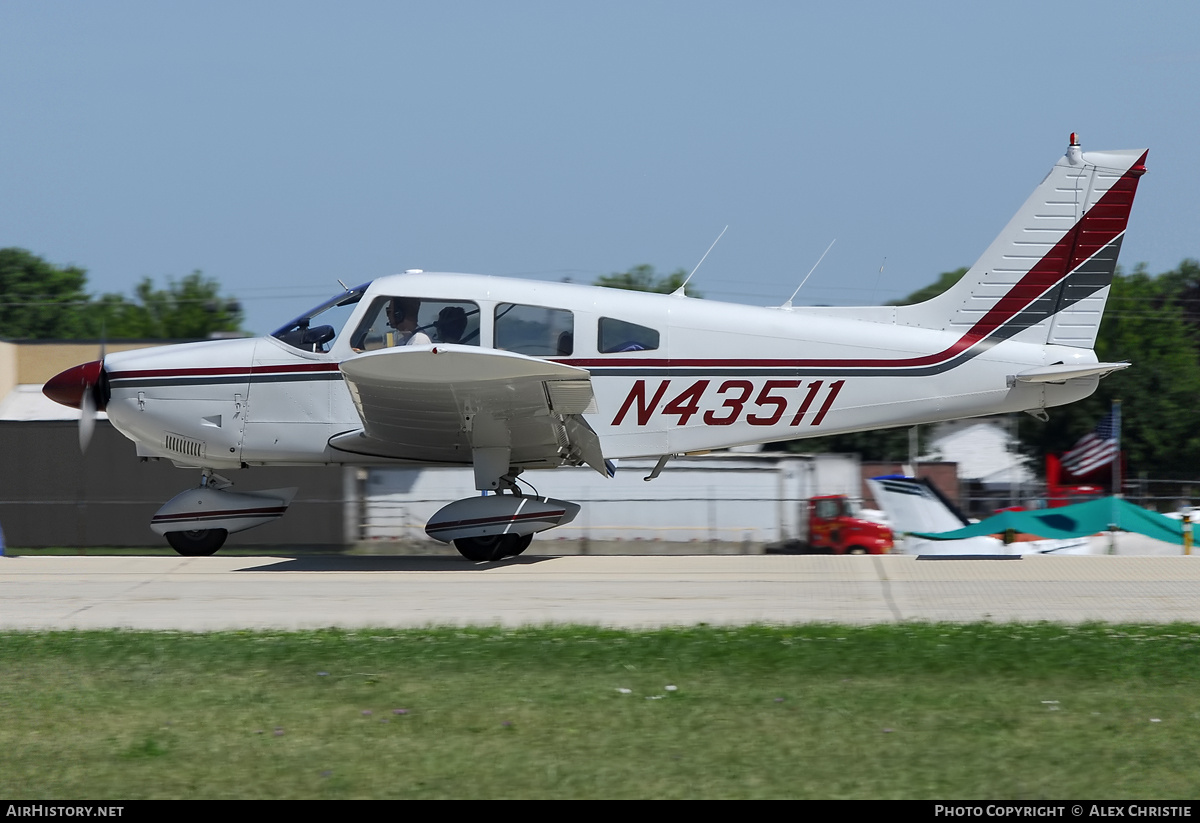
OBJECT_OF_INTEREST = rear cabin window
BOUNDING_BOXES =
[598,317,660,353]
[350,297,480,351]
[494,304,574,356]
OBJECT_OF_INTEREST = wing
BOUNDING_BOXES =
[331,345,610,487]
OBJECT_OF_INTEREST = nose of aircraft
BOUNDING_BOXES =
[43,360,108,411]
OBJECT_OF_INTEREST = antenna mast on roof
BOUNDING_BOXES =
[672,225,728,297]
[780,239,836,310]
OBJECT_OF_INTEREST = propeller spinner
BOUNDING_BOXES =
[43,359,109,451]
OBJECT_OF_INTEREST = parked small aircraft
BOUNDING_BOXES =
[865,475,1093,555]
[43,135,1147,559]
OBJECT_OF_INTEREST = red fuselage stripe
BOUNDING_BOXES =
[110,363,341,380]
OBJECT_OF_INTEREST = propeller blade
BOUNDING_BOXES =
[79,384,96,453]
[80,340,105,453]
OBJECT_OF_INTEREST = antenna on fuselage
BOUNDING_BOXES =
[867,257,886,304]
[337,279,350,292]
[672,225,728,297]
[779,238,836,310]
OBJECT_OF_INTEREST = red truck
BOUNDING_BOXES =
[769,494,894,555]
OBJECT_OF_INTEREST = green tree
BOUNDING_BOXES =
[888,267,968,306]
[595,265,700,297]
[0,248,92,338]
[1151,258,1200,328]
[0,248,243,340]
[107,272,243,339]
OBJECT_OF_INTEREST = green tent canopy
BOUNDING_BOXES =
[911,497,1186,545]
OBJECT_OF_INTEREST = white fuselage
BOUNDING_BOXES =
[100,272,1099,471]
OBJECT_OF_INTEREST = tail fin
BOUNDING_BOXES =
[867,476,972,533]
[866,475,1002,554]
[896,135,1147,350]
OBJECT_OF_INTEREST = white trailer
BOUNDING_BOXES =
[353,452,863,549]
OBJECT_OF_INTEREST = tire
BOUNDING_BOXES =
[166,528,228,557]
[454,533,527,561]
[510,533,534,557]
[846,545,869,555]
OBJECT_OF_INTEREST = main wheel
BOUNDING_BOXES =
[166,528,228,557]
[846,545,869,555]
[510,533,534,557]
[454,533,527,561]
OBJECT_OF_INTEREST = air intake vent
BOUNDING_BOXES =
[165,433,205,459]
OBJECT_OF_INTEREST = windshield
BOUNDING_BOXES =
[271,282,370,352]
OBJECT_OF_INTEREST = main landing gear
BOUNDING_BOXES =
[453,533,534,562]
[426,470,581,562]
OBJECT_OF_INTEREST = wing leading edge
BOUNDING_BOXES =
[332,345,609,486]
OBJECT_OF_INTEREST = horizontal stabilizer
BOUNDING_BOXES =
[1011,362,1129,384]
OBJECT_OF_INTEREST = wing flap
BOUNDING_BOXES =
[333,346,606,471]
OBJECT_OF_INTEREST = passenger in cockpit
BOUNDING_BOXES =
[434,306,468,344]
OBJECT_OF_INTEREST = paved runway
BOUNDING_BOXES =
[3,553,1200,630]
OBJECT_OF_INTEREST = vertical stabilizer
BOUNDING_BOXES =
[867,475,1005,554]
[897,135,1147,350]
[867,476,970,533]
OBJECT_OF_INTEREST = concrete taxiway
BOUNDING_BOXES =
[2,553,1200,630]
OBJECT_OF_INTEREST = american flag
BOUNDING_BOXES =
[1061,407,1121,477]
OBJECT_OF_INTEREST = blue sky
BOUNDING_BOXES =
[2,1,1197,335]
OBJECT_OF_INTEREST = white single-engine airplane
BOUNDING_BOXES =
[44,135,1147,560]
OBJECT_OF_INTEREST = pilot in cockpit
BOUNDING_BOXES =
[387,297,432,346]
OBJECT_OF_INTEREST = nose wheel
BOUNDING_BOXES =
[453,533,533,561]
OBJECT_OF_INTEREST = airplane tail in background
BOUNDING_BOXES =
[866,475,1014,555]
[895,135,1148,351]
[867,476,976,532]
[866,475,1094,556]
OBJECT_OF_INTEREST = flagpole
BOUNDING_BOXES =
[1110,399,1121,555]
[1112,399,1122,498]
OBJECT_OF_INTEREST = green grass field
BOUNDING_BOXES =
[3,624,1198,799]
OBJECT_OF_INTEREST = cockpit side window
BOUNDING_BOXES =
[598,317,660,353]
[494,304,574,356]
[271,284,367,353]
[350,297,481,351]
